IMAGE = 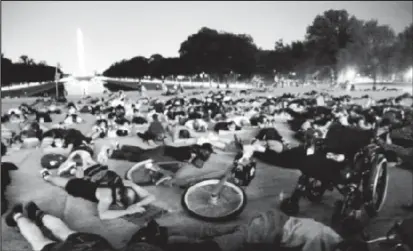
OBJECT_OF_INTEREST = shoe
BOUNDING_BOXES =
[40,169,51,179]
[5,204,23,227]
[25,201,41,222]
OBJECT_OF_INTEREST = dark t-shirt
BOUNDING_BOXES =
[65,178,99,203]
[324,124,374,157]
[148,121,165,136]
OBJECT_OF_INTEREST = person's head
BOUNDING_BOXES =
[113,185,139,208]
[115,105,125,117]
[193,119,200,131]
[197,143,215,161]
[228,121,237,131]
[152,114,159,122]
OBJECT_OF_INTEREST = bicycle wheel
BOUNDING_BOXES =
[181,179,247,222]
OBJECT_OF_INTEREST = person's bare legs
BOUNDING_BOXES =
[41,169,71,188]
[26,202,76,241]
[5,204,55,251]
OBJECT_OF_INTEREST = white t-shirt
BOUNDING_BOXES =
[8,108,22,115]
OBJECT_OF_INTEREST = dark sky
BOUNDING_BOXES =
[2,1,412,75]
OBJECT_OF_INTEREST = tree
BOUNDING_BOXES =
[38,60,47,66]
[148,54,165,78]
[393,23,413,73]
[341,20,396,88]
[128,56,149,79]
[19,55,30,64]
[1,55,13,86]
[305,9,356,82]
[179,27,258,80]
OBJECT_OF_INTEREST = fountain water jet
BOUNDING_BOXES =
[64,28,105,96]
[77,28,86,77]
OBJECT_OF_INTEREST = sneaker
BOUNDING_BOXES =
[40,169,51,179]
[5,204,23,227]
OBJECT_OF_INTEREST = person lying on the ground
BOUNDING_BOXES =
[40,167,168,219]
[43,129,94,156]
[131,109,148,125]
[1,124,16,146]
[107,120,132,138]
[1,142,19,215]
[126,208,346,251]
[166,124,196,144]
[213,120,241,133]
[7,107,27,123]
[101,143,216,186]
[9,122,47,149]
[124,141,262,188]
[184,118,208,132]
[63,112,84,124]
[88,117,109,140]
[5,202,115,251]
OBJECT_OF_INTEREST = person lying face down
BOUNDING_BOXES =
[125,208,345,251]
[5,202,115,251]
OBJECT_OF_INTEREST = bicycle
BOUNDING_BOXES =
[181,140,257,222]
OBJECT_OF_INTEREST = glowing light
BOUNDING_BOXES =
[345,68,357,81]
[404,67,413,82]
[337,67,358,83]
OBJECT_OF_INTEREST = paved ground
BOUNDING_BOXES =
[2,87,413,251]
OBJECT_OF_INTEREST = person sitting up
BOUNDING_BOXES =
[5,202,115,251]
[138,114,166,143]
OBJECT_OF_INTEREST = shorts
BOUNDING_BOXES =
[41,233,114,251]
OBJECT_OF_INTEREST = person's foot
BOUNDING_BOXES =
[5,204,23,227]
[25,201,45,226]
[401,203,413,211]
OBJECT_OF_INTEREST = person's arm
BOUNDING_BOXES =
[123,179,155,207]
[124,179,175,212]
[97,197,144,220]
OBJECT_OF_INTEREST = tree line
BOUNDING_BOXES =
[2,9,411,87]
[1,54,64,87]
[103,9,412,85]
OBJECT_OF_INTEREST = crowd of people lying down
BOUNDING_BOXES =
[1,88,413,251]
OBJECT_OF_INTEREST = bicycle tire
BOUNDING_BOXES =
[181,179,247,222]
